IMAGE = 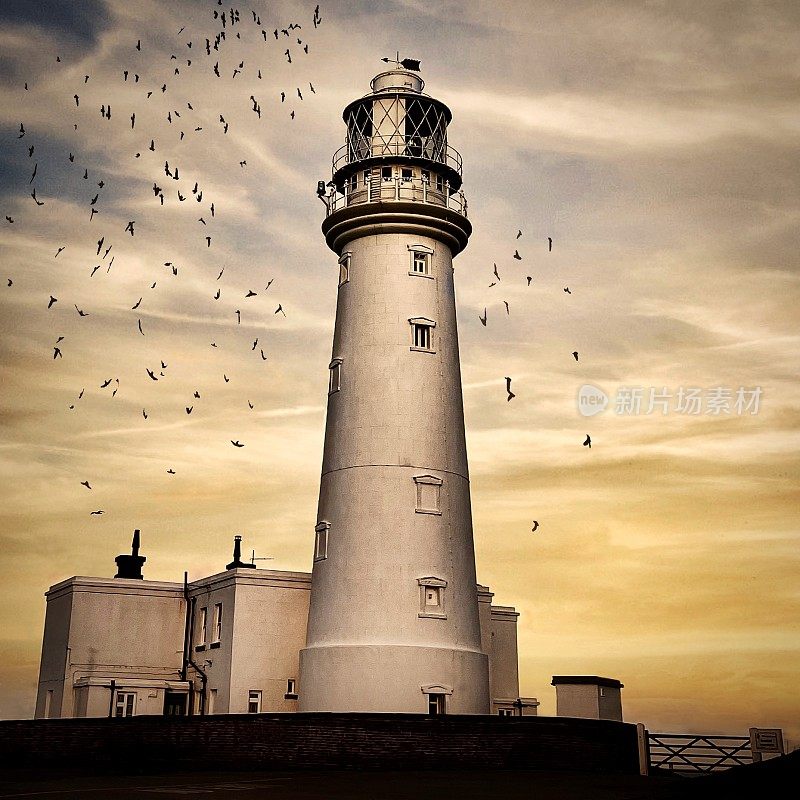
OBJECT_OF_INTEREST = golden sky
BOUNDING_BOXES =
[0,0,798,742]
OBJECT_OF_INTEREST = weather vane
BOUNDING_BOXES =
[381,52,421,71]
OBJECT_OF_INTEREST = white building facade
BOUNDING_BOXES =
[34,65,539,720]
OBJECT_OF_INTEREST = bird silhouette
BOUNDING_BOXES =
[231,440,244,447]
[89,510,105,515]
[548,237,553,251]
[75,305,89,317]
[186,406,193,415]
[132,297,142,310]
[31,188,44,205]
[532,520,539,532]
[80,481,92,490]
[583,434,591,449]
[516,230,522,239]
[146,368,158,381]
[47,296,57,309]
[564,287,571,294]
[527,276,532,286]
[274,304,285,316]
[493,263,500,281]
[572,351,579,361]
[142,409,148,419]
[513,250,521,260]
[100,378,112,388]
[138,319,144,336]
[505,377,515,402]
[503,301,510,315]
[479,308,487,326]
[166,469,176,474]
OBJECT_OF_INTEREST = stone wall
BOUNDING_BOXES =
[0,713,640,774]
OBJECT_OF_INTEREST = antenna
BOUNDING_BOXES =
[250,549,275,565]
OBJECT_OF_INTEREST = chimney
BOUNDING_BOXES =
[114,529,146,579]
[226,534,256,570]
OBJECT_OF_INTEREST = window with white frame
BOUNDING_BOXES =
[408,244,434,277]
[409,317,436,352]
[248,690,262,714]
[328,358,342,394]
[418,577,447,619]
[414,474,443,515]
[314,521,330,561]
[363,169,371,186]
[421,684,452,714]
[498,708,514,717]
[421,169,430,185]
[212,603,222,643]
[114,691,137,718]
[338,252,351,287]
[285,678,298,699]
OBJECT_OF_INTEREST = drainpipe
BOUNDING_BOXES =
[181,572,191,682]
[183,574,208,715]
[108,679,116,718]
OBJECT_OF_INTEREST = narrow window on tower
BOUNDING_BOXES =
[418,577,447,619]
[328,358,342,394]
[408,244,434,278]
[314,521,330,561]
[285,678,298,699]
[413,474,443,515]
[363,169,371,186]
[401,167,413,183]
[211,602,222,645]
[338,252,351,287]
[382,166,393,182]
[348,173,357,192]
[436,174,444,192]
[421,684,452,714]
[421,169,430,185]
[409,318,436,353]
[196,606,207,649]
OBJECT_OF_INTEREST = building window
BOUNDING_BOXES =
[348,174,356,192]
[436,174,444,192]
[198,606,207,646]
[418,577,447,619]
[401,168,413,183]
[212,603,223,643]
[421,169,430,185]
[413,474,443,515]
[248,690,262,714]
[328,358,342,394]
[363,170,371,186]
[208,688,217,715]
[338,252,350,286]
[285,679,298,699]
[498,708,514,717]
[413,252,429,274]
[44,689,54,718]
[115,691,136,718]
[428,693,446,715]
[382,166,392,182]
[314,521,330,561]
[409,317,436,353]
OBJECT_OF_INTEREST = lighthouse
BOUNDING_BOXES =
[298,62,490,714]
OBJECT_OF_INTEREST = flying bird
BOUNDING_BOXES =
[564,287,571,294]
[166,469,176,475]
[503,301,510,315]
[55,246,65,258]
[75,305,89,317]
[583,434,592,449]
[89,510,105,515]
[274,304,285,316]
[100,378,112,388]
[47,296,57,309]
[146,368,158,381]
[572,351,579,361]
[527,276,532,286]
[186,406,193,415]
[531,520,539,532]
[479,308,487,326]
[80,481,92,490]
[516,230,522,239]
[137,319,144,336]
[493,263,500,281]
[132,297,142,310]
[548,237,553,251]
[231,440,244,448]
[513,250,521,260]
[31,188,44,205]
[505,377,515,402]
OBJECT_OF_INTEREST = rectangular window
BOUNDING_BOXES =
[208,688,217,715]
[414,324,431,350]
[382,166,392,181]
[44,689,53,718]
[338,253,350,287]
[285,679,298,699]
[348,174,356,192]
[412,252,429,274]
[328,360,342,394]
[213,603,222,642]
[428,693,446,715]
[115,691,136,718]
[198,607,207,645]
[421,169,430,185]
[363,170,371,186]
[401,168,413,183]
[314,522,330,561]
[248,690,262,714]
[499,708,514,717]
[436,174,444,192]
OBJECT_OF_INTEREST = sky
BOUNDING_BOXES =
[0,0,798,743]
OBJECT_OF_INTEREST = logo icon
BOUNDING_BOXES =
[577,384,609,417]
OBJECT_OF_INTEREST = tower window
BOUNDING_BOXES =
[408,244,434,278]
[436,175,444,192]
[314,521,330,561]
[413,474,443,515]
[421,170,430,185]
[428,693,446,715]
[338,252,351,286]
[248,690,262,714]
[285,679,298,699]
[114,692,137,718]
[328,358,342,394]
[409,317,436,353]
[401,168,413,183]
[363,170,371,186]
[198,606,207,646]
[418,577,447,619]
[348,174,357,192]
[382,166,393,181]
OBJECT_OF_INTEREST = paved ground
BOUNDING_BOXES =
[2,756,796,800]
[0,769,679,800]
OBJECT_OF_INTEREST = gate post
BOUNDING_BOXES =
[636,723,650,776]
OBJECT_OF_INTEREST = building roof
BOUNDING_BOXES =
[551,676,624,689]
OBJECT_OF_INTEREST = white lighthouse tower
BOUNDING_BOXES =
[299,62,489,714]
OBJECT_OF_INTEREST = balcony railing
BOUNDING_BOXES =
[323,175,467,218]
[332,135,463,176]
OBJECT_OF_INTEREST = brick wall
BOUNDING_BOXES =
[0,714,640,774]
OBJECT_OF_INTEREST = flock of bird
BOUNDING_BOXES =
[4,2,325,517]
[486,229,591,535]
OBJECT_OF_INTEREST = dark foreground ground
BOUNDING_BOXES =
[1,753,796,800]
